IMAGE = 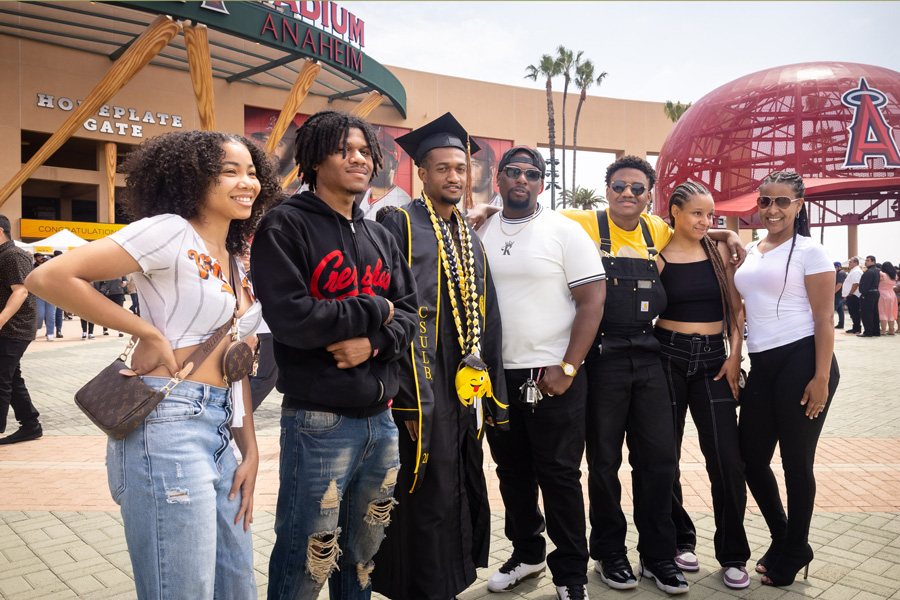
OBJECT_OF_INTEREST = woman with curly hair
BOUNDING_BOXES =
[734,171,839,587]
[655,181,751,590]
[26,130,282,599]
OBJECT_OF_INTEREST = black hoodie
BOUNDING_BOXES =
[251,191,417,418]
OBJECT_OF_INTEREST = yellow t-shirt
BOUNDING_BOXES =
[559,210,673,259]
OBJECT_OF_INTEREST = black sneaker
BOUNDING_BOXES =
[594,555,638,590]
[640,558,689,595]
[0,422,43,445]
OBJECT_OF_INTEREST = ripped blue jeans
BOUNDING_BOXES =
[106,377,256,600]
[267,408,400,600]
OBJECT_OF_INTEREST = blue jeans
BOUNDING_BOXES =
[106,377,256,600]
[268,408,400,600]
[34,297,55,336]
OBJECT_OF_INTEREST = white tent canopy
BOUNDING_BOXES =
[21,229,88,254]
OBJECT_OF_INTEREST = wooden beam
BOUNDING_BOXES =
[184,22,216,131]
[350,91,383,118]
[0,15,181,209]
[105,142,116,223]
[264,58,321,156]
[281,165,300,190]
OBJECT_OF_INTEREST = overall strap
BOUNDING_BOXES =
[596,209,658,258]
[639,218,658,258]
[595,209,612,255]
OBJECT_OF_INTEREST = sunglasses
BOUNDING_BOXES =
[501,165,542,182]
[757,196,801,209]
[610,180,646,196]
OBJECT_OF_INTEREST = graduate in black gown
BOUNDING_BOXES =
[373,113,508,599]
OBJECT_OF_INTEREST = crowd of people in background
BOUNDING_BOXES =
[838,254,900,337]
[1,110,899,600]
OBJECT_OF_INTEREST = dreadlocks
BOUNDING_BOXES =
[759,171,810,318]
[667,181,739,344]
[293,110,384,192]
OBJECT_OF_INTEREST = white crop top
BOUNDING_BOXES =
[734,236,833,353]
[109,214,262,350]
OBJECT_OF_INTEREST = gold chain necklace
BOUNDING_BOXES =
[422,194,481,356]
[498,206,540,237]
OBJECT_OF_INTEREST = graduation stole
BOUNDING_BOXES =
[421,194,495,422]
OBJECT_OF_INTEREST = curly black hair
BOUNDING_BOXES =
[294,110,383,191]
[120,130,283,256]
[605,154,657,190]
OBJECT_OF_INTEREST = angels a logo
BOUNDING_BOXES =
[841,77,900,169]
[311,250,390,300]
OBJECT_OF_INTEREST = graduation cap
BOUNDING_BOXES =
[395,112,481,167]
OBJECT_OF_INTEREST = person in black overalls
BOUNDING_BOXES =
[576,156,688,595]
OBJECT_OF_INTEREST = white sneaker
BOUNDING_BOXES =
[556,584,588,599]
[674,549,700,572]
[487,557,546,592]
[82,332,87,339]
[45,335,54,342]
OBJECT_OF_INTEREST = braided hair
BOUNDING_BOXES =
[293,110,383,192]
[759,171,810,317]
[667,181,739,344]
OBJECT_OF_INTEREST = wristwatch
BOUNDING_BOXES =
[560,361,577,377]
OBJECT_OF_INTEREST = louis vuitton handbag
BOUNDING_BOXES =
[74,337,179,440]
[75,257,256,439]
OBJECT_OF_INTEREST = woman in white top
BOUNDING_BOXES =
[26,130,282,599]
[733,171,839,587]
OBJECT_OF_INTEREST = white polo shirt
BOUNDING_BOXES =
[479,204,605,369]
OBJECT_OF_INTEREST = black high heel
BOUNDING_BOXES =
[760,544,813,587]
[755,538,785,574]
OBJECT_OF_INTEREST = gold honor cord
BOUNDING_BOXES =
[422,193,481,356]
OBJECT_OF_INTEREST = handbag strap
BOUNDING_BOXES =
[180,254,242,378]
[122,255,244,386]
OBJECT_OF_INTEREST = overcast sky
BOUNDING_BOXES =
[340,1,900,260]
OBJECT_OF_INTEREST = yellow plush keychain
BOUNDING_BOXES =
[455,354,507,409]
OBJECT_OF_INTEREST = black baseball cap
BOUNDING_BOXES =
[498,146,546,177]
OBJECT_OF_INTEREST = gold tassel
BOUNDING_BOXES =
[465,135,474,211]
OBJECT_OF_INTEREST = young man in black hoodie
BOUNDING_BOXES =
[251,111,417,600]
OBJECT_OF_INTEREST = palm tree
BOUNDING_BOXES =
[663,100,692,123]
[525,54,561,209]
[562,186,606,210]
[571,60,607,192]
[556,46,582,205]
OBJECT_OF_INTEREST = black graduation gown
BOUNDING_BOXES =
[372,201,508,600]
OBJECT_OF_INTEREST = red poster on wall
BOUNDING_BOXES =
[471,136,514,206]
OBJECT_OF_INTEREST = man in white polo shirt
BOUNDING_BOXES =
[479,146,605,600]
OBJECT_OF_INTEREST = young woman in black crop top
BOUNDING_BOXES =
[654,182,751,589]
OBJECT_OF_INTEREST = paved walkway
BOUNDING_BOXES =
[2,319,900,599]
